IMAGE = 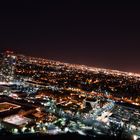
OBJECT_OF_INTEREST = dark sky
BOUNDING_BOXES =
[0,3,140,73]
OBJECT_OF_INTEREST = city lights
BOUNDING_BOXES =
[0,51,139,139]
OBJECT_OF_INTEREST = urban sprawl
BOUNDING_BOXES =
[0,51,140,139]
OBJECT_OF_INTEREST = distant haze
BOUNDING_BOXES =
[0,3,140,73]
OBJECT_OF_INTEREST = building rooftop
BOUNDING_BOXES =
[3,114,31,126]
[0,102,21,113]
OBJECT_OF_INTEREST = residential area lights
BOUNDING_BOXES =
[0,51,139,139]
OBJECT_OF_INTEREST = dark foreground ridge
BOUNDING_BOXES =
[0,133,128,140]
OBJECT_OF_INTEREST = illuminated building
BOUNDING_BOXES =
[0,51,16,82]
[0,102,21,117]
[2,114,32,130]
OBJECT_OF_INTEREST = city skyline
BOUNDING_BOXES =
[0,51,140,139]
[1,50,140,76]
[0,3,140,139]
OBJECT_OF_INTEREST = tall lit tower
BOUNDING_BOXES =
[0,51,17,82]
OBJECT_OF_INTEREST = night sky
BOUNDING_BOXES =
[0,3,140,73]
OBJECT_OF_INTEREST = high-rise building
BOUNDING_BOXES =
[0,51,17,82]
